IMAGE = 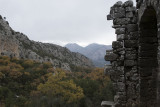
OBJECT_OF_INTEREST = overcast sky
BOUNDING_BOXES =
[0,0,136,46]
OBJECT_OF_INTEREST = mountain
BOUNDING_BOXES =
[0,15,94,71]
[65,43,112,67]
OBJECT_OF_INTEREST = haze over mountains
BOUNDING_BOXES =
[65,43,112,67]
[0,16,94,71]
[0,13,112,70]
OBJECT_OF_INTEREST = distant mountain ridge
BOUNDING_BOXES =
[65,43,111,67]
[0,15,94,71]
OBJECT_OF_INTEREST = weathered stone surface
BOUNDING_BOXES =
[129,31,138,40]
[114,48,125,53]
[126,7,136,12]
[140,29,157,37]
[117,82,126,92]
[118,50,125,55]
[114,13,125,19]
[117,66,124,72]
[104,0,160,106]
[116,28,126,34]
[114,7,126,18]
[113,18,131,25]
[126,24,138,32]
[118,76,125,82]
[112,60,124,66]
[0,15,2,19]
[112,41,123,49]
[124,60,136,66]
[139,67,153,77]
[117,34,125,41]
[105,52,119,61]
[131,17,137,24]
[112,25,121,28]
[139,44,157,51]
[107,14,112,20]
[125,49,137,54]
[138,58,158,67]
[126,12,134,18]
[104,65,112,75]
[120,55,125,60]
[111,61,118,67]
[114,1,123,7]
[125,53,137,60]
[136,0,143,8]
[101,101,115,107]
[123,0,133,7]
[124,40,138,48]
[131,73,139,81]
[139,51,157,57]
[139,37,157,43]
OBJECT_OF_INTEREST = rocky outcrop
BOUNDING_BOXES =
[0,16,94,71]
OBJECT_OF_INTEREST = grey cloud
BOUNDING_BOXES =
[0,0,136,46]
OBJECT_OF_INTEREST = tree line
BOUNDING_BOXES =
[0,56,114,107]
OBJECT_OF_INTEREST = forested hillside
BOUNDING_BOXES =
[0,56,114,107]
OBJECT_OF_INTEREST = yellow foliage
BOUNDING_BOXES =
[1,56,10,60]
[47,68,55,73]
[34,64,43,72]
[30,90,41,97]
[0,72,4,79]
[0,59,24,80]
[37,70,84,103]
[10,57,19,62]
[0,66,10,73]
[9,69,22,79]
[24,72,30,76]
[23,60,34,67]
[43,62,52,68]
[8,63,24,71]
[40,76,46,82]
[32,78,41,87]
[84,68,110,88]
[0,59,10,65]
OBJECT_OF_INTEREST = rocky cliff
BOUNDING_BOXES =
[0,15,94,71]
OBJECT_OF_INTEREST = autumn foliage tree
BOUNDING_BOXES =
[0,56,114,107]
[29,69,84,107]
[0,56,55,107]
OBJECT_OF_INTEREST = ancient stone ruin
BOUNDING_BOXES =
[104,0,160,107]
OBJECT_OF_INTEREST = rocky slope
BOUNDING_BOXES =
[0,15,94,71]
[65,43,112,67]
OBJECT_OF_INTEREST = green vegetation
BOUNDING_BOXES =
[21,41,58,60]
[0,56,114,107]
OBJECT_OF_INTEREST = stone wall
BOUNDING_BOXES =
[105,1,139,106]
[104,0,160,107]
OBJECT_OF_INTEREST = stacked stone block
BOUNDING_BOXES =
[104,0,160,106]
[105,1,139,106]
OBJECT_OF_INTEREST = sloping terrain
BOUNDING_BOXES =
[0,15,94,71]
[65,43,111,67]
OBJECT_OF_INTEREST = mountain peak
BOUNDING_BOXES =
[65,43,111,67]
[0,16,94,71]
[65,43,80,47]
